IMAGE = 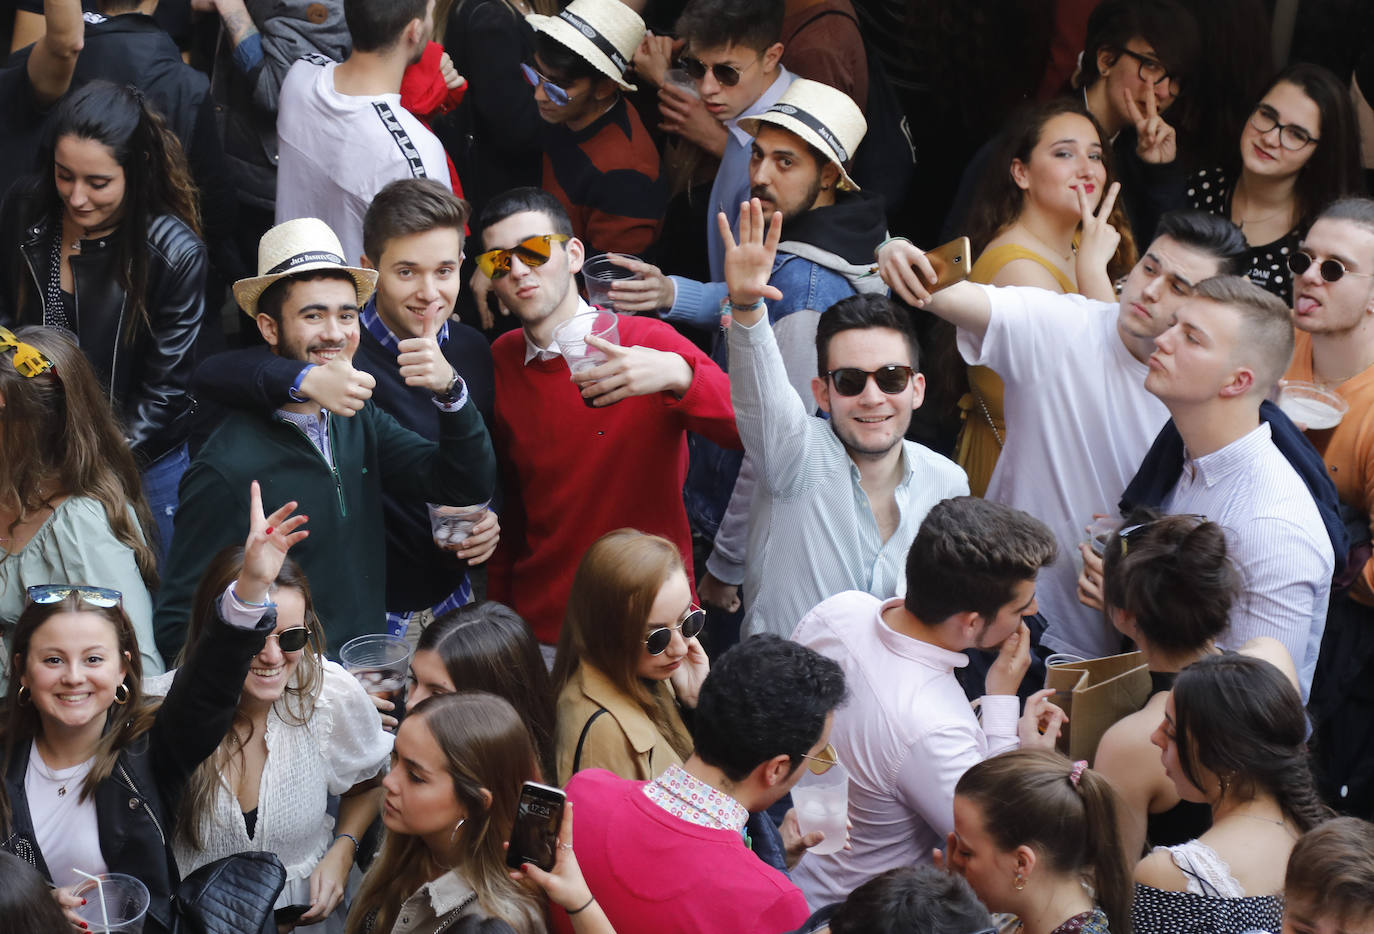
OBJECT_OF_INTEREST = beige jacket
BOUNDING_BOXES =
[554,663,691,785]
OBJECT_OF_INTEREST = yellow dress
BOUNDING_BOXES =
[956,243,1075,496]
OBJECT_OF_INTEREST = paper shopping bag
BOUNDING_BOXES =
[1044,651,1151,764]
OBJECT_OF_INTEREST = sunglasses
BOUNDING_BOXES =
[644,606,706,655]
[264,627,310,653]
[827,365,915,397]
[475,234,571,280]
[27,584,123,607]
[1288,250,1374,284]
[520,62,571,107]
[678,54,757,88]
[0,326,55,378]
[1115,514,1207,556]
[798,742,840,775]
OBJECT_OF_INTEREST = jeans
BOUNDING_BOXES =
[140,443,189,568]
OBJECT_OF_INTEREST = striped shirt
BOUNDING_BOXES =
[728,314,969,640]
[1162,422,1332,697]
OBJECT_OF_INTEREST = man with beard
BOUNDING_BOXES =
[719,195,968,640]
[274,0,448,264]
[614,80,894,630]
[152,218,496,661]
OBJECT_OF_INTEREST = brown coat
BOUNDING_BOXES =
[554,663,691,785]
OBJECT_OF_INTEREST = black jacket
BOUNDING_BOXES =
[0,183,208,463]
[3,605,274,934]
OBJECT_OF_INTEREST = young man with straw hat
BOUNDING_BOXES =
[523,0,665,256]
[153,217,497,661]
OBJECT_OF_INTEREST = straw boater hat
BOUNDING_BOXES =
[526,0,645,92]
[233,217,378,319]
[739,78,869,192]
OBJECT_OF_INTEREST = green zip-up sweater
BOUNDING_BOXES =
[152,398,496,662]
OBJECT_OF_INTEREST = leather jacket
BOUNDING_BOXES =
[0,183,207,463]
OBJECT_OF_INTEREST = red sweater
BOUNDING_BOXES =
[487,315,740,644]
[563,769,810,934]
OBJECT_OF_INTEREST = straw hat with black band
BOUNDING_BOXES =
[233,217,378,319]
[738,78,869,192]
[526,0,645,92]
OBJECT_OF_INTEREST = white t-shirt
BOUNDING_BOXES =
[26,741,108,888]
[958,285,1170,658]
[275,58,449,265]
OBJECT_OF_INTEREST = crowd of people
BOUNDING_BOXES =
[2,0,1374,931]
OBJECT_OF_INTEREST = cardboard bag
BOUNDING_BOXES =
[1045,651,1151,764]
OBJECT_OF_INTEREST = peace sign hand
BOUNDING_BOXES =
[396,299,457,394]
[1075,180,1122,284]
[1125,89,1177,165]
[237,480,309,604]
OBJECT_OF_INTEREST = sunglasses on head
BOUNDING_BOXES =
[476,234,572,280]
[520,62,571,107]
[1115,514,1207,556]
[799,743,839,775]
[827,365,915,397]
[678,55,754,88]
[1288,250,1374,284]
[27,584,123,607]
[644,606,706,655]
[0,326,55,378]
[264,627,310,653]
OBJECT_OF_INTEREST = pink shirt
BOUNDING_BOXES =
[790,591,1020,906]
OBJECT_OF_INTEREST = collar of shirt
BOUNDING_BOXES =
[845,442,919,493]
[522,297,595,364]
[415,869,478,917]
[642,764,748,832]
[725,66,794,148]
[360,296,449,355]
[1183,422,1272,488]
[871,596,971,668]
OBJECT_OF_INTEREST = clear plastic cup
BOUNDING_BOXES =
[427,500,490,548]
[1277,378,1349,430]
[664,67,700,99]
[582,253,643,314]
[552,310,620,406]
[792,762,849,856]
[73,873,149,933]
[340,634,414,721]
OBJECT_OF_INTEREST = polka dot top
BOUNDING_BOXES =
[1187,166,1302,305]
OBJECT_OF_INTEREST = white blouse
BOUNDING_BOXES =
[145,660,392,926]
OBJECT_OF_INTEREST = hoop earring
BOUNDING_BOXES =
[16,685,30,706]
[449,818,465,845]
[1013,873,1026,891]
[114,683,130,705]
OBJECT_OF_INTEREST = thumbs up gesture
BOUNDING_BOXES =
[299,354,377,417]
[397,299,458,394]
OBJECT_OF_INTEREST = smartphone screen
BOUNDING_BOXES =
[505,781,566,871]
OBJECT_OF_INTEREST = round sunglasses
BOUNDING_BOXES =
[678,54,759,88]
[826,365,915,397]
[1288,250,1374,284]
[644,606,706,655]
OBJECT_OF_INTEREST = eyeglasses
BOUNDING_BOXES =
[1116,48,1179,94]
[826,366,915,397]
[1249,103,1319,150]
[264,627,310,653]
[27,584,123,607]
[644,606,706,655]
[0,326,55,378]
[678,54,759,88]
[475,234,571,280]
[798,742,839,775]
[1287,250,1374,284]
[520,62,571,107]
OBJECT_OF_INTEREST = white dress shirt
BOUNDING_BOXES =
[790,591,1020,907]
[1162,423,1333,697]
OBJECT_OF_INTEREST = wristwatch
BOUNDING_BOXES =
[434,368,461,404]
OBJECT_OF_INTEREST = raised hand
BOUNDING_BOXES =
[1074,179,1122,287]
[575,335,693,405]
[633,31,676,89]
[299,355,376,417]
[659,84,729,158]
[396,299,457,394]
[605,254,675,312]
[238,480,309,604]
[876,238,940,308]
[1125,89,1177,165]
[719,198,783,324]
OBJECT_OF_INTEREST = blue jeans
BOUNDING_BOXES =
[140,443,189,568]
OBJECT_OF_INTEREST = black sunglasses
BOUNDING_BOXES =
[264,627,310,653]
[1288,250,1374,284]
[644,606,705,655]
[678,55,754,88]
[827,366,915,397]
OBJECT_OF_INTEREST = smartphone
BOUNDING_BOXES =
[919,236,973,293]
[504,781,566,871]
[274,904,311,925]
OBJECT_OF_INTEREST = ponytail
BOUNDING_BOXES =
[1072,761,1134,933]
